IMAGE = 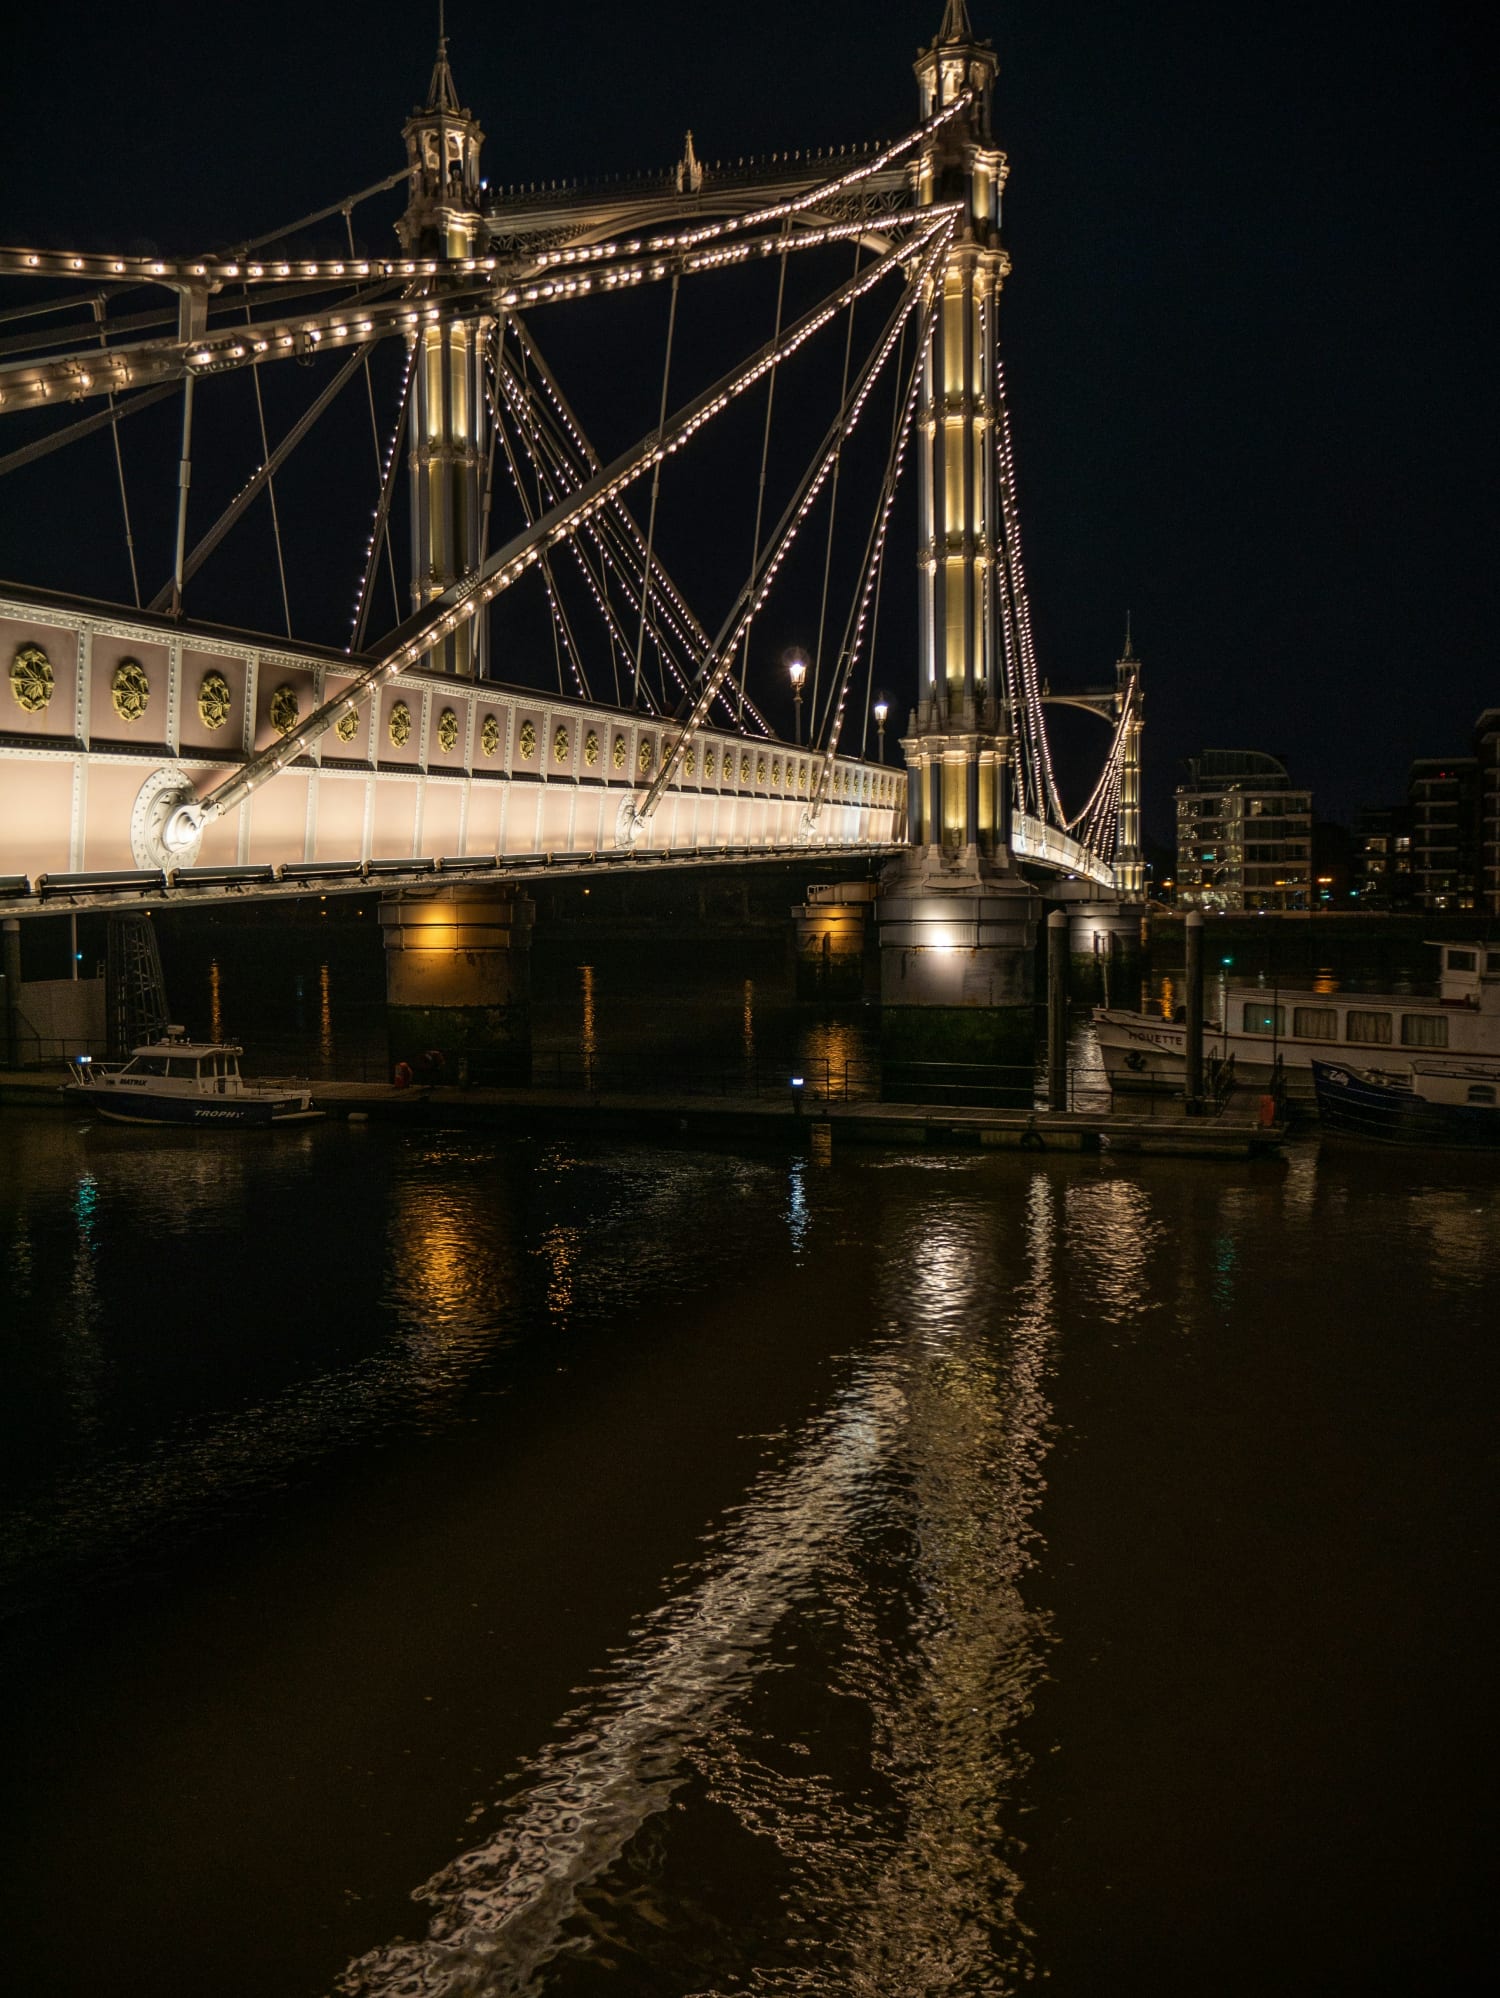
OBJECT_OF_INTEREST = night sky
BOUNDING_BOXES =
[4,0,1495,840]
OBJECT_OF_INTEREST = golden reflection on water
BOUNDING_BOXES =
[797,1015,865,1097]
[318,963,333,1068]
[1313,967,1339,994]
[741,978,755,1066]
[578,965,597,1085]
[1156,973,1175,1021]
[208,958,223,1042]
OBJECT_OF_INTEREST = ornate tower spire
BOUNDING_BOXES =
[938,1,975,41]
[397,12,490,675]
[426,2,461,113]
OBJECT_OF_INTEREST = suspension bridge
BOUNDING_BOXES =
[0,4,1143,1074]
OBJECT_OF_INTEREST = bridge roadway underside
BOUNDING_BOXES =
[0,589,905,919]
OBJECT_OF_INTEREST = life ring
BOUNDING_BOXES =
[393,1060,413,1089]
[1019,1127,1045,1152]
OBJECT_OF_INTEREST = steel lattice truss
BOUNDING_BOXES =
[0,78,1132,869]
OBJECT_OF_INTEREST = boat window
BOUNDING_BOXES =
[1400,1014,1449,1049]
[1446,949,1477,971]
[128,1054,170,1076]
[1467,1085,1496,1105]
[1346,1010,1393,1045]
[1241,1002,1284,1036]
[165,1057,199,1080]
[1292,1006,1337,1040]
[1487,953,1500,975]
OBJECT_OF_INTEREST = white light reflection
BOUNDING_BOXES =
[336,1372,906,1997]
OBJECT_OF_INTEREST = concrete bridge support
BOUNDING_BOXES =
[380,886,533,1085]
[1067,900,1144,1008]
[876,853,1040,1100]
[792,882,875,1002]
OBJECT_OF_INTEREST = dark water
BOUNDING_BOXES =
[2,1058,1496,1994]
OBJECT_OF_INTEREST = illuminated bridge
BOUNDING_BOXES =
[0,5,1142,1072]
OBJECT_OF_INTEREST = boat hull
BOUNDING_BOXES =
[1311,1062,1500,1150]
[72,1089,319,1127]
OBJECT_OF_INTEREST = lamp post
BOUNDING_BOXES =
[786,651,807,745]
[873,697,889,763]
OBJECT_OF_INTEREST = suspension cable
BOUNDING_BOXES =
[632,273,680,709]
[350,342,414,651]
[92,299,140,608]
[345,208,400,627]
[244,299,292,635]
[809,240,862,734]
[737,220,791,723]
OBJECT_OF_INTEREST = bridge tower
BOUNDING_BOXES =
[397,28,489,676]
[876,4,1040,1089]
[1114,623,1145,900]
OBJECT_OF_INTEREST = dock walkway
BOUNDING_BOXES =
[3,1068,1285,1159]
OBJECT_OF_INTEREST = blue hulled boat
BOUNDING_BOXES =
[1310,1058,1500,1149]
[65,1031,321,1127]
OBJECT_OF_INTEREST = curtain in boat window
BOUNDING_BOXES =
[1346,1010,1393,1045]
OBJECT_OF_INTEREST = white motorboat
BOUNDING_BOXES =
[65,1029,321,1126]
[1095,941,1500,1108]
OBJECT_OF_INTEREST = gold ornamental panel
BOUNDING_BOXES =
[518,719,537,759]
[553,724,570,763]
[10,644,53,715]
[198,670,232,731]
[111,657,150,724]
[612,734,626,770]
[335,705,362,742]
[437,707,459,752]
[740,751,752,784]
[584,730,600,767]
[388,700,413,749]
[771,757,782,786]
[270,684,299,735]
[480,714,501,757]
[704,745,716,780]
[637,737,653,775]
[756,754,767,783]
[684,744,697,778]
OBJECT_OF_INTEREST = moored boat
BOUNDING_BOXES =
[65,1030,321,1126]
[1095,941,1500,1109]
[1310,1057,1500,1148]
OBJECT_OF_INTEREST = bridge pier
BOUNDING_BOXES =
[380,887,533,1085]
[1067,901,1144,1008]
[791,882,875,1001]
[876,851,1040,1102]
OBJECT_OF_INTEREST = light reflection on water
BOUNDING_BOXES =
[337,1168,1064,1998]
[2,1108,1497,1998]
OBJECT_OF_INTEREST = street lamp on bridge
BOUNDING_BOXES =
[786,650,807,744]
[873,697,889,762]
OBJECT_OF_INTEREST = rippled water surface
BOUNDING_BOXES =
[1,1106,1495,1996]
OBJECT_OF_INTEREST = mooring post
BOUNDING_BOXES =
[1047,908,1069,1112]
[1184,909,1204,1113]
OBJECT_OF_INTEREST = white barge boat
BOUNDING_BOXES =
[1095,942,1500,1108]
[65,1029,321,1126]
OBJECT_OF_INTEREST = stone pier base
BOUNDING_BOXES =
[1067,900,1144,1006]
[792,881,875,1002]
[381,887,533,1085]
[876,852,1040,1104]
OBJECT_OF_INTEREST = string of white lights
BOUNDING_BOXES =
[807,280,931,820]
[632,226,949,823]
[502,315,774,733]
[193,214,951,823]
[348,339,415,651]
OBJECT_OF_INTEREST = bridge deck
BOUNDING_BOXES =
[1,587,904,910]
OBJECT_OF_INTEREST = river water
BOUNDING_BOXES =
[1,947,1495,1995]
